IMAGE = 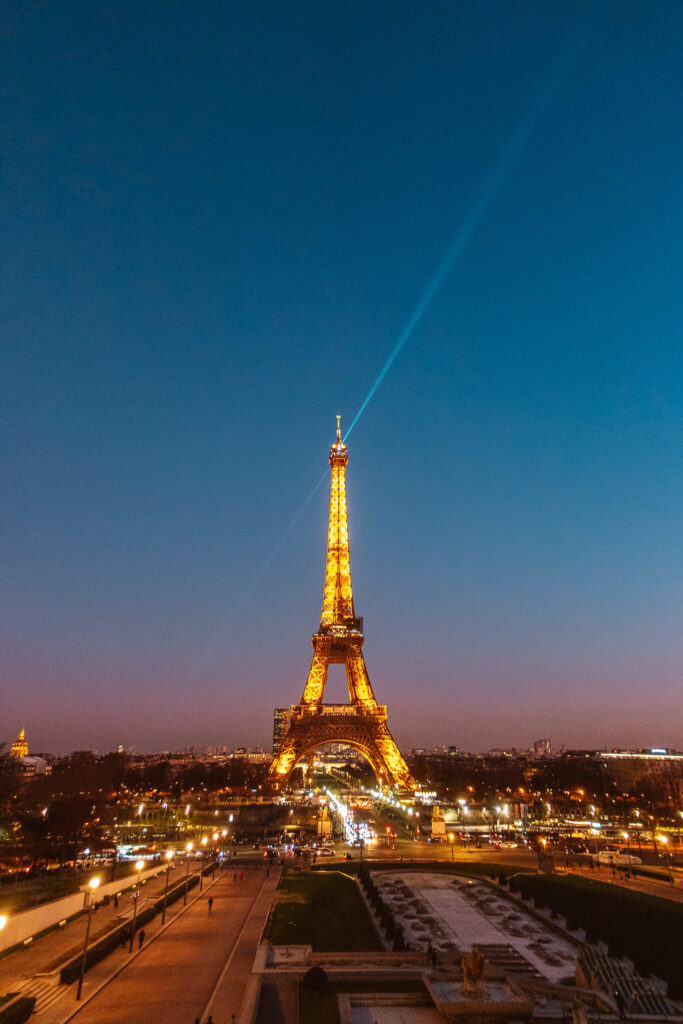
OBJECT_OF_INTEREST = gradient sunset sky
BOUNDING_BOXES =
[2,2,682,754]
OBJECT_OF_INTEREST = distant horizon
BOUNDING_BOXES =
[7,729,681,761]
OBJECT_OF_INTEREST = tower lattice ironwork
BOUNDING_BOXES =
[269,418,415,790]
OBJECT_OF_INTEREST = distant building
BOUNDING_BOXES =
[598,749,683,789]
[18,756,48,777]
[533,738,551,758]
[272,708,289,755]
[10,727,28,758]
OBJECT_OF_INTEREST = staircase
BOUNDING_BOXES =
[19,977,68,1016]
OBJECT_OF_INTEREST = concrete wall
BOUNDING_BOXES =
[0,864,167,952]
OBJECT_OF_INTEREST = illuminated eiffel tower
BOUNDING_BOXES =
[269,418,415,790]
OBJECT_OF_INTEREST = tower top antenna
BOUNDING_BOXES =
[336,414,341,443]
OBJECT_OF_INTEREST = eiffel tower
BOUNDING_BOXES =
[269,418,415,791]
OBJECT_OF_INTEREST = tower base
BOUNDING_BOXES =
[269,704,415,790]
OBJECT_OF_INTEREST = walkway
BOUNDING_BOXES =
[0,867,179,998]
[564,864,683,905]
[39,864,279,1024]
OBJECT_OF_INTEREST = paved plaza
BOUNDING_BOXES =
[375,872,577,981]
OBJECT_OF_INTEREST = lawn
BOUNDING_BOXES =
[263,869,382,952]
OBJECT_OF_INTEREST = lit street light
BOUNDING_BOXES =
[76,876,100,999]
[448,833,455,861]
[184,843,193,905]
[161,850,174,925]
[128,860,145,952]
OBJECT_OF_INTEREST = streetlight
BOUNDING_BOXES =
[449,833,455,861]
[161,851,174,925]
[128,860,145,952]
[183,843,193,905]
[622,831,631,858]
[200,836,208,892]
[76,877,100,999]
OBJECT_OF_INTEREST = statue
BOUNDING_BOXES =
[461,949,486,998]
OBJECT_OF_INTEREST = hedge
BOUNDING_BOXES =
[510,873,683,998]
[0,997,36,1024]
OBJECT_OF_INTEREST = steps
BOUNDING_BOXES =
[19,977,68,1016]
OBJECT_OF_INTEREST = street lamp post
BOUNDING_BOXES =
[128,860,145,953]
[76,876,100,999]
[449,833,455,861]
[161,850,174,925]
[183,843,193,905]
[622,831,631,859]
[200,836,208,891]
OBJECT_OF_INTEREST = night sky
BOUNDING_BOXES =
[2,2,682,755]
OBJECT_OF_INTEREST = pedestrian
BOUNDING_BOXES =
[239,871,243,881]
[208,896,214,914]
[207,1016,213,1024]
[138,929,145,949]
[114,894,119,909]
[266,868,270,879]
[233,871,237,882]
[615,990,626,1021]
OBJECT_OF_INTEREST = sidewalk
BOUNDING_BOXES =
[0,862,207,1003]
[39,864,279,1024]
[202,866,281,1024]
[38,866,229,1024]
[564,865,683,905]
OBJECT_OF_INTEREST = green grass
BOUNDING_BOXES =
[263,870,382,952]
[0,861,142,915]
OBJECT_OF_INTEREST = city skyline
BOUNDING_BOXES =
[3,3,682,754]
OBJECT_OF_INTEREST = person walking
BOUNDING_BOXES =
[208,896,214,914]
[138,929,145,949]
[239,871,243,882]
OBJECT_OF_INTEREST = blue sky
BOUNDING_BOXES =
[2,1,682,753]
